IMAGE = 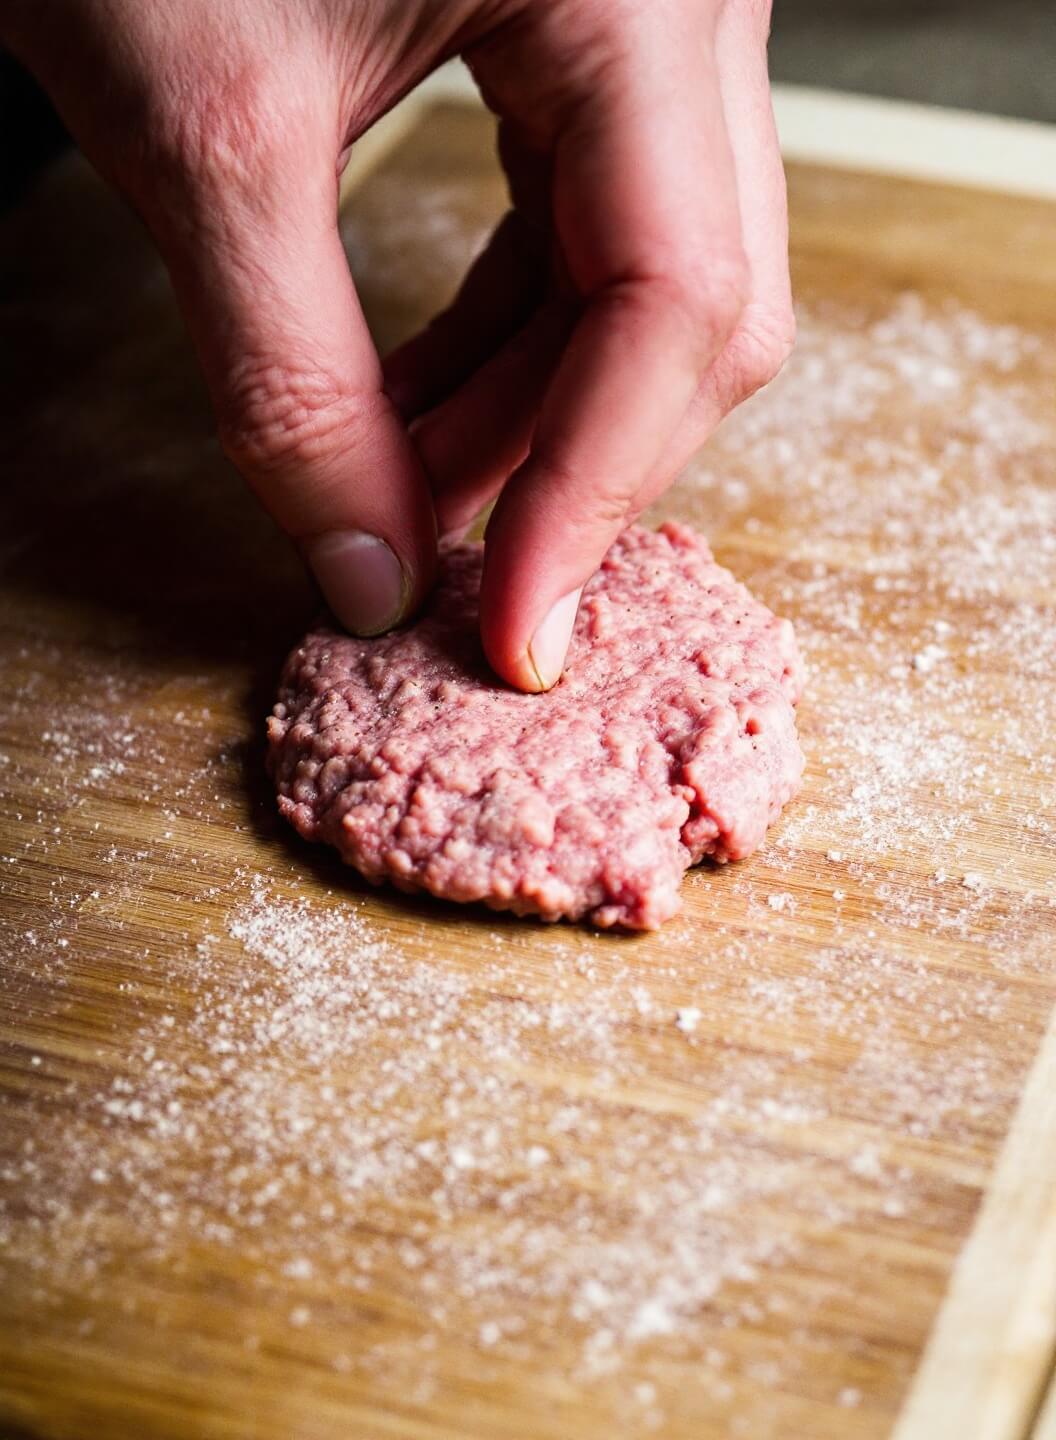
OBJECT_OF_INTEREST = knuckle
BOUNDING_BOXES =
[733,303,797,393]
[217,361,383,478]
[598,258,750,368]
[686,254,752,345]
[530,446,635,533]
[129,65,297,202]
[624,253,751,369]
[579,487,636,532]
[709,302,797,414]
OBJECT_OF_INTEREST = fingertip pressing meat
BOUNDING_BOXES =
[268,522,805,929]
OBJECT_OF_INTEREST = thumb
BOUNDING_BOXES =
[145,129,436,635]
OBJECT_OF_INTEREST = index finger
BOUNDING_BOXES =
[478,5,749,690]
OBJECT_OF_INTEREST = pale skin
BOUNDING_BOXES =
[4,0,794,691]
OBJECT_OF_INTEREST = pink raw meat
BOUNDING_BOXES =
[268,522,805,929]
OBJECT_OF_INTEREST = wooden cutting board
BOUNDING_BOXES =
[2,100,1055,1440]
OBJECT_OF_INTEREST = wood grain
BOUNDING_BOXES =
[1,101,1055,1440]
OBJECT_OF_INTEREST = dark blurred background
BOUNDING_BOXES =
[2,2,1054,210]
[769,0,1055,122]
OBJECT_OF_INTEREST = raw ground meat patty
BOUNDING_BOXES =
[268,522,805,929]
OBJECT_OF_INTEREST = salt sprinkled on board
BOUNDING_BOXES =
[674,293,1056,895]
[911,644,947,674]
[2,287,1055,1428]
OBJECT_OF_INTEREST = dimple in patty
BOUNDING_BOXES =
[268,522,805,929]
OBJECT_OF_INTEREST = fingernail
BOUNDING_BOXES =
[528,587,582,691]
[307,529,409,637]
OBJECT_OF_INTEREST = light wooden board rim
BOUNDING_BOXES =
[892,1004,1056,1440]
[772,85,1056,200]
[1034,1364,1056,1440]
[368,61,1056,200]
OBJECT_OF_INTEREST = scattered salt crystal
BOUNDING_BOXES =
[577,1279,612,1314]
[289,1306,311,1327]
[849,1147,882,1181]
[767,893,794,913]
[628,1299,678,1341]
[479,1321,501,1347]
[912,644,947,673]
[961,873,986,893]
[675,1007,702,1034]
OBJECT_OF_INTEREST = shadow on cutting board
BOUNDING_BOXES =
[0,155,314,668]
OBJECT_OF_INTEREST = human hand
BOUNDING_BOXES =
[5,0,793,690]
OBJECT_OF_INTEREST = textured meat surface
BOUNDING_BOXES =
[268,523,805,929]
